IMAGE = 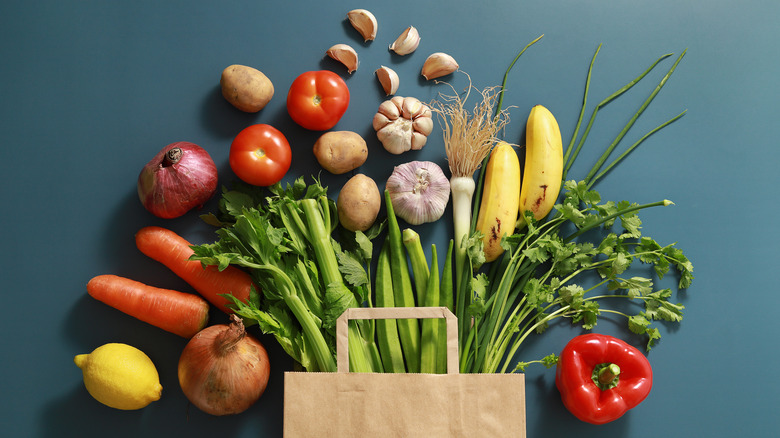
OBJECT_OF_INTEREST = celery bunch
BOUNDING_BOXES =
[192,178,383,372]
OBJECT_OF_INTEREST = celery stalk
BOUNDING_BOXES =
[300,198,376,372]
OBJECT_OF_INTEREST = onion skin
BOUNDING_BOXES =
[137,141,218,219]
[178,315,270,416]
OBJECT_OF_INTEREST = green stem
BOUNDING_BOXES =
[564,199,672,242]
[563,43,600,173]
[584,50,687,186]
[594,363,621,389]
[495,34,545,119]
[498,305,573,373]
[565,52,674,180]
[588,109,687,188]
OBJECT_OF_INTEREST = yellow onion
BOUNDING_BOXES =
[178,315,270,416]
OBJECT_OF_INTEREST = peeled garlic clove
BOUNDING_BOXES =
[326,44,359,74]
[347,9,378,42]
[386,161,451,225]
[375,66,399,95]
[421,52,459,80]
[389,26,420,56]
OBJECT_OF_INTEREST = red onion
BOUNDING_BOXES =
[137,141,218,219]
[178,315,270,416]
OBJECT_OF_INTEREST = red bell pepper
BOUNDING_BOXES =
[555,333,653,425]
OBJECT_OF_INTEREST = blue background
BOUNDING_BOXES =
[2,1,778,437]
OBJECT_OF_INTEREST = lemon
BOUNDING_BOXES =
[74,343,163,410]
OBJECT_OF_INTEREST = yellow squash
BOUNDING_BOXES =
[476,141,521,262]
[519,105,563,225]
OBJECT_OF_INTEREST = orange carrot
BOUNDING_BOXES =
[135,226,254,314]
[87,274,209,338]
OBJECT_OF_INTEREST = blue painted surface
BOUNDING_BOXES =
[1,1,778,436]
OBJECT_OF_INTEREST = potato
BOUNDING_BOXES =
[337,174,380,232]
[313,131,368,175]
[220,64,274,113]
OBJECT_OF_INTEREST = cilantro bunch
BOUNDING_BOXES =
[457,45,694,374]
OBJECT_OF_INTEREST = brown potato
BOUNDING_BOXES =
[313,131,368,175]
[337,174,380,232]
[220,65,274,113]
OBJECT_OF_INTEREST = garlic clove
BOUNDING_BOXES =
[377,98,401,120]
[413,116,433,136]
[346,9,378,42]
[401,96,424,119]
[389,95,405,110]
[411,132,428,151]
[326,44,359,74]
[421,52,459,80]
[372,112,392,131]
[389,26,420,56]
[375,66,399,95]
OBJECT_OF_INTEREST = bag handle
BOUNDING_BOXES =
[336,306,459,374]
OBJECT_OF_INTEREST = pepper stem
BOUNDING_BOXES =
[592,362,621,390]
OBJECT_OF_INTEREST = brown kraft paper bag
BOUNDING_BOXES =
[284,307,526,437]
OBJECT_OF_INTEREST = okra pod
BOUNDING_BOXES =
[375,240,406,373]
[384,190,421,373]
[420,244,439,374]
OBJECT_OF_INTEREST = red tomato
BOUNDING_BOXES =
[286,70,350,131]
[229,124,291,186]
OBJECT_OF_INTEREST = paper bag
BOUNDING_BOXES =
[284,307,526,437]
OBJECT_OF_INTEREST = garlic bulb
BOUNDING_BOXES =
[386,161,450,225]
[372,96,433,154]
